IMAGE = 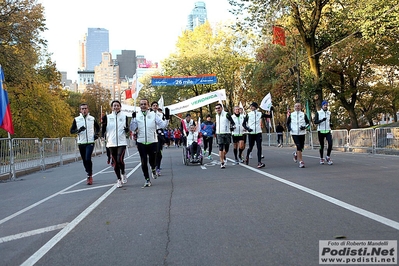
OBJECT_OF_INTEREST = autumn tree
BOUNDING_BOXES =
[81,83,112,122]
[162,22,253,117]
[228,0,397,103]
[0,0,78,138]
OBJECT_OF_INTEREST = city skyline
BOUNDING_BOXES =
[39,0,234,82]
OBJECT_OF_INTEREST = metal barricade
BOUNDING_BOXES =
[375,127,399,155]
[11,138,42,172]
[42,138,61,169]
[61,137,78,164]
[348,128,374,153]
[0,138,11,178]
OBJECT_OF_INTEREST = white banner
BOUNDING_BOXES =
[165,89,226,115]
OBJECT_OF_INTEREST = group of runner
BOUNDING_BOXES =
[70,98,333,188]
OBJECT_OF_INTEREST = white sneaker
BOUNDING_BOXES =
[299,161,305,168]
[116,179,122,188]
[326,156,333,165]
[221,163,226,169]
[249,153,253,159]
[320,158,325,165]
[144,179,152,187]
[293,152,297,163]
[151,169,157,179]
[121,174,127,184]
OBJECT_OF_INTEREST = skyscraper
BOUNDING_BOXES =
[85,28,109,71]
[187,1,208,31]
[116,50,137,79]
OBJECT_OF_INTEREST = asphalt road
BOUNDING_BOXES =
[1,144,398,266]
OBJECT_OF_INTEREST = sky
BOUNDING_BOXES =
[38,0,235,82]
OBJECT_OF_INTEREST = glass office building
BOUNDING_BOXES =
[187,2,208,31]
[86,28,109,71]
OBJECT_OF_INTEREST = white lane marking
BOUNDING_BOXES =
[21,185,116,266]
[240,164,399,231]
[60,184,114,194]
[18,158,143,264]
[0,223,68,244]
[0,152,138,225]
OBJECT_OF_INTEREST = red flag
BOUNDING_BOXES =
[125,89,132,99]
[0,66,14,135]
[272,26,286,46]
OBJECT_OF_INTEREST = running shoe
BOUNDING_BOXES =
[320,158,325,165]
[156,168,161,177]
[87,176,93,185]
[293,152,297,163]
[239,158,244,163]
[207,155,212,160]
[221,163,226,169]
[121,174,127,184]
[144,179,152,187]
[245,156,249,165]
[116,179,122,188]
[151,169,157,179]
[299,161,305,168]
[249,153,253,159]
[257,163,265,168]
[261,154,264,159]
[233,159,239,165]
[326,156,333,165]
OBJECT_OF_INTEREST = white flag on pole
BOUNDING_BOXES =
[239,101,246,115]
[158,95,164,110]
[132,80,144,100]
[260,93,272,111]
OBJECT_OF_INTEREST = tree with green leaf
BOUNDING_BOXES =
[162,22,253,117]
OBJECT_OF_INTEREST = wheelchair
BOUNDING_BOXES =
[182,143,203,166]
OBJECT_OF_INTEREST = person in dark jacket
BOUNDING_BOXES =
[276,122,284,147]
[200,114,215,160]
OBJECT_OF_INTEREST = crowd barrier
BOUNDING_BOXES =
[1,128,398,180]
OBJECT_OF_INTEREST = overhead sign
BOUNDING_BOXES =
[151,74,217,86]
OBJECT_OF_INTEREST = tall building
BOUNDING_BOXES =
[94,52,120,99]
[187,1,208,31]
[85,28,109,71]
[116,50,137,79]
[78,34,86,71]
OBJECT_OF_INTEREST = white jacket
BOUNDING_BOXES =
[215,110,231,134]
[186,131,199,146]
[130,110,169,144]
[245,110,263,134]
[316,109,332,132]
[231,114,245,136]
[74,114,97,144]
[105,112,128,147]
[288,111,308,136]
